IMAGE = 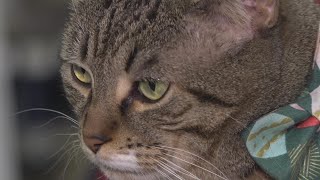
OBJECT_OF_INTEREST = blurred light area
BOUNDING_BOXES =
[9,0,66,81]
[12,39,59,80]
[2,0,92,179]
[0,0,20,179]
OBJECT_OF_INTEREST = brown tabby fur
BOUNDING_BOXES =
[60,0,320,179]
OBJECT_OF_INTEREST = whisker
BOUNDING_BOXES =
[15,108,79,127]
[78,156,86,166]
[44,144,80,175]
[158,157,200,180]
[156,145,228,179]
[138,169,146,180]
[155,158,184,180]
[158,164,182,180]
[47,136,79,160]
[154,170,161,180]
[136,162,146,180]
[40,133,79,141]
[162,152,228,180]
[62,146,81,180]
[79,153,89,165]
[53,140,80,163]
[32,116,75,129]
[154,167,174,180]
[140,157,161,180]
[141,156,171,180]
[72,145,87,171]
[151,157,184,180]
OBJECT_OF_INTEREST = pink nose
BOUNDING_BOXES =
[83,135,112,154]
[83,105,120,154]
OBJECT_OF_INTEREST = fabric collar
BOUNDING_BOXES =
[242,25,320,180]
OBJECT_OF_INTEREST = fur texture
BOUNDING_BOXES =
[60,0,320,179]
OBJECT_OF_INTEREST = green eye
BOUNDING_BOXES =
[138,80,169,101]
[72,65,92,84]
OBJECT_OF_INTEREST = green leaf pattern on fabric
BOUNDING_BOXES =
[246,114,294,158]
[242,26,320,180]
[288,141,320,180]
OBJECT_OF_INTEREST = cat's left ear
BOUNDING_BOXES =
[242,0,280,29]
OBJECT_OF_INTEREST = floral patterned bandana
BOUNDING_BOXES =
[242,25,320,180]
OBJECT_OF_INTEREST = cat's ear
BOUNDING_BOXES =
[242,0,280,29]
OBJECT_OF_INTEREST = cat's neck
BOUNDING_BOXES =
[214,1,320,178]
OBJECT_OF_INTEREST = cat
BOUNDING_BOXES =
[60,0,320,179]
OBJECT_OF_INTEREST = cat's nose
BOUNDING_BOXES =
[83,105,120,154]
[83,135,112,154]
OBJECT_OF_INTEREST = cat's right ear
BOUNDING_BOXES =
[242,0,280,29]
[189,0,279,30]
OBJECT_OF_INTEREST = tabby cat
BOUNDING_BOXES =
[60,0,320,179]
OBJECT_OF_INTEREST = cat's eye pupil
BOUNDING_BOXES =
[72,64,92,85]
[149,82,156,91]
[138,81,169,101]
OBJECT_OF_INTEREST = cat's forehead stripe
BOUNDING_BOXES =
[63,0,185,64]
[116,73,132,104]
[125,47,138,72]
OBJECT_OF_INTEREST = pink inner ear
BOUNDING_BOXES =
[242,0,257,7]
[242,0,277,14]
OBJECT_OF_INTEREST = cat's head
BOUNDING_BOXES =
[60,0,285,179]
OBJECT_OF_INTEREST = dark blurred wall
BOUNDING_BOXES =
[0,0,19,179]
[5,0,91,179]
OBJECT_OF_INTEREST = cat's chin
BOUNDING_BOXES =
[94,151,161,179]
[96,161,157,180]
[101,169,165,180]
[98,160,143,173]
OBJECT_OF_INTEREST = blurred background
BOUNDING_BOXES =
[0,0,95,179]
